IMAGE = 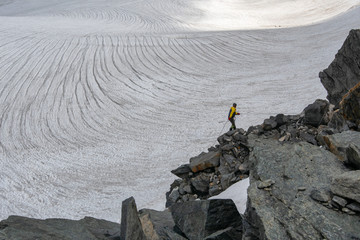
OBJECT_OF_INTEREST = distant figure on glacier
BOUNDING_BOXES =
[228,103,240,131]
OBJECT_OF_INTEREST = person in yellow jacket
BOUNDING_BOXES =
[228,103,240,131]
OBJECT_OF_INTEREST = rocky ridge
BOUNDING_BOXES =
[1,29,360,240]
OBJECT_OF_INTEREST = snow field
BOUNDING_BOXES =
[0,0,359,222]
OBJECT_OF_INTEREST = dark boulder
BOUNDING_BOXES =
[190,173,211,194]
[171,164,192,179]
[303,99,330,127]
[189,151,221,173]
[319,29,360,108]
[170,199,242,240]
[262,117,277,131]
[120,197,146,240]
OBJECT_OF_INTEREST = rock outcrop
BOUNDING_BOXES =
[243,139,360,240]
[166,128,250,207]
[319,29,360,108]
[0,216,120,240]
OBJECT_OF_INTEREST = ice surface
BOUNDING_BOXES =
[0,0,359,222]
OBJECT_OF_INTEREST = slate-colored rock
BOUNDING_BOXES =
[189,151,221,173]
[331,170,360,204]
[323,130,360,161]
[310,189,331,203]
[347,143,360,169]
[262,118,277,131]
[190,173,211,194]
[244,139,360,240]
[139,209,187,240]
[299,131,317,145]
[340,82,360,126]
[168,187,180,203]
[171,164,192,179]
[120,197,146,240]
[319,29,360,108]
[232,132,248,144]
[170,199,242,240]
[328,110,349,133]
[0,216,120,240]
[303,99,330,127]
[332,196,348,208]
[347,202,360,213]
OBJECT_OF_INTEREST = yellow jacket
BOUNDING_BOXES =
[228,106,238,119]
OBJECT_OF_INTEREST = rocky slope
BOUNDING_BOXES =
[1,29,360,240]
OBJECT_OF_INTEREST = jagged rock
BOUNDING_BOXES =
[341,82,360,126]
[247,125,264,135]
[319,29,360,108]
[310,189,331,203]
[204,227,243,240]
[168,187,180,203]
[171,164,191,179]
[332,196,348,208]
[221,143,234,151]
[120,197,146,240]
[221,173,236,190]
[244,139,360,240]
[189,151,221,173]
[346,144,360,169]
[328,109,349,132]
[331,170,360,204]
[0,216,120,240]
[139,209,187,240]
[303,99,330,127]
[232,132,248,144]
[262,117,277,131]
[323,130,360,161]
[347,202,360,213]
[170,199,242,240]
[190,173,211,194]
[299,131,317,145]
[209,183,222,196]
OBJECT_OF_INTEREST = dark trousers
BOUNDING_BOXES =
[229,118,236,131]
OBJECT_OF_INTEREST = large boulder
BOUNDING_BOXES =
[340,82,360,126]
[303,99,330,127]
[243,139,360,240]
[331,171,360,204]
[322,130,360,162]
[170,199,242,240]
[189,151,221,173]
[0,216,120,240]
[120,197,146,240]
[319,29,360,108]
